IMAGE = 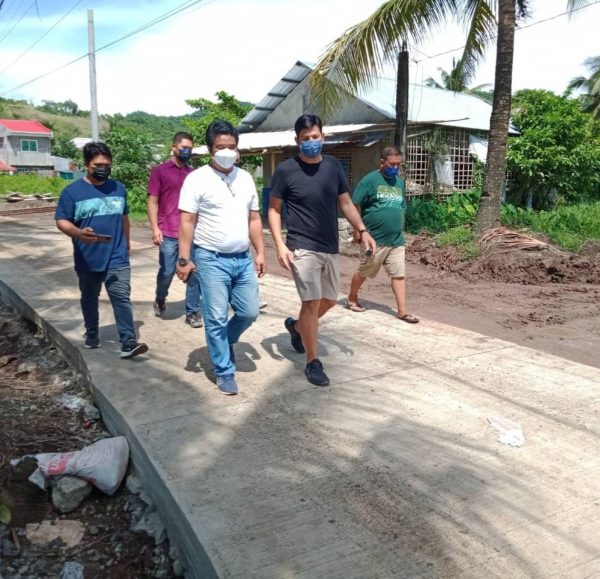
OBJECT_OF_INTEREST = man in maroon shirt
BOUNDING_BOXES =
[147,132,202,327]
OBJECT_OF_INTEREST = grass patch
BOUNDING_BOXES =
[0,174,69,196]
[433,226,479,260]
[501,202,600,252]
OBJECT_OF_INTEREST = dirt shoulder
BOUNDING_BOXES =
[255,230,600,370]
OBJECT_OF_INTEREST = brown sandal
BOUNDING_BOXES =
[398,313,419,323]
[344,300,366,313]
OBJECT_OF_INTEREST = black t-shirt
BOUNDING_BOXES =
[270,155,349,254]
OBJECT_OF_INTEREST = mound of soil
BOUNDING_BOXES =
[406,234,600,285]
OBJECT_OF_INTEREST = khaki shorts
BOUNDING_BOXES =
[358,245,405,278]
[291,249,340,301]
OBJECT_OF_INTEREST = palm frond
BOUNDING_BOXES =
[309,0,477,118]
[455,0,496,88]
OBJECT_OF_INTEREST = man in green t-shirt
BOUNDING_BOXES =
[346,145,419,323]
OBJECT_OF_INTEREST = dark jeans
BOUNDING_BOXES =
[77,267,136,344]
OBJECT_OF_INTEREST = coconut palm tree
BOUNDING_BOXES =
[425,57,494,101]
[309,0,592,232]
[567,55,600,118]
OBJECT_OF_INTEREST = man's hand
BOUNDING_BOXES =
[151,228,163,246]
[77,227,100,244]
[352,229,362,244]
[254,253,266,278]
[176,262,196,283]
[361,231,377,256]
[276,244,294,271]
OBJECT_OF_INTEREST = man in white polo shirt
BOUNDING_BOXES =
[176,120,266,395]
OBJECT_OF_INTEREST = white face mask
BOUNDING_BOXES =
[212,148,237,170]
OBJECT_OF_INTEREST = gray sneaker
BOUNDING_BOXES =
[216,374,238,396]
[185,313,203,328]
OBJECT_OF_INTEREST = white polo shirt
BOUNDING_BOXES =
[179,165,259,253]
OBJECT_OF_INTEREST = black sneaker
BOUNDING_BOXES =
[305,359,330,386]
[84,329,100,349]
[153,300,166,317]
[120,340,149,359]
[284,317,305,353]
[185,312,203,328]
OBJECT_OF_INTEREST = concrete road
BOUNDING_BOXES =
[1,214,599,578]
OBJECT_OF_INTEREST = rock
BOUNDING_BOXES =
[17,361,39,374]
[0,354,17,367]
[125,473,143,494]
[132,510,165,545]
[51,476,92,513]
[26,520,85,549]
[173,558,185,576]
[60,561,84,579]
[83,403,100,421]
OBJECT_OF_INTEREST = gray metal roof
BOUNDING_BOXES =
[238,61,313,133]
[239,61,513,134]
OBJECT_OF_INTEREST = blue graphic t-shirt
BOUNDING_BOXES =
[55,178,130,273]
[352,170,406,247]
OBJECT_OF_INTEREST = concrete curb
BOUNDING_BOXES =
[0,278,217,578]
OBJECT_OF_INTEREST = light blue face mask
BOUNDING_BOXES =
[300,139,322,158]
[384,166,399,178]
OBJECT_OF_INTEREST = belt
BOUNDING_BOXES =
[194,245,249,258]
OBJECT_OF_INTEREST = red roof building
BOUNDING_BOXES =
[0,119,53,135]
[0,159,17,172]
[0,119,54,173]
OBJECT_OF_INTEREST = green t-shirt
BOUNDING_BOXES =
[352,170,406,247]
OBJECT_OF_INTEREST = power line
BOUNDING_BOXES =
[0,0,84,74]
[414,0,600,64]
[1,0,213,96]
[0,0,35,44]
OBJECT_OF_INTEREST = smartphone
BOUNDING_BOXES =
[95,233,112,241]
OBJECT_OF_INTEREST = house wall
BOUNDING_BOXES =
[0,131,53,169]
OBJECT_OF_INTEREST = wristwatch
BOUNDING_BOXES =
[358,228,369,234]
[178,257,191,266]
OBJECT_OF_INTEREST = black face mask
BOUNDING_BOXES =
[177,148,192,163]
[91,166,111,181]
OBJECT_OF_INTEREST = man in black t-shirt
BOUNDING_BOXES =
[269,114,376,387]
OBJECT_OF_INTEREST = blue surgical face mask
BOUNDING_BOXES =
[384,166,399,178]
[300,139,322,158]
[177,147,192,163]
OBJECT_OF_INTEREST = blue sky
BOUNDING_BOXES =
[1,0,599,119]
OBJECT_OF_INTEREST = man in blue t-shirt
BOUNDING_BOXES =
[269,114,376,387]
[55,142,148,358]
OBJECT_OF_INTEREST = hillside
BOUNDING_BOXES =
[0,98,194,144]
[0,100,108,136]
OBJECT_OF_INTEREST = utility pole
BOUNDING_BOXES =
[87,9,99,141]
[394,41,409,156]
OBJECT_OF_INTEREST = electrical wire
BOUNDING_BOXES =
[1,0,214,96]
[0,0,35,44]
[414,0,600,64]
[0,0,84,74]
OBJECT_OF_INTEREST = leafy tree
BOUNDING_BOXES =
[307,0,591,232]
[566,55,600,118]
[104,121,156,214]
[506,89,600,209]
[51,130,80,163]
[184,91,252,145]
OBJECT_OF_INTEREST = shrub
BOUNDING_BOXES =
[406,189,480,232]
[501,202,600,252]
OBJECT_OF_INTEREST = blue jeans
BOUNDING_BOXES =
[156,236,202,315]
[193,246,259,376]
[78,267,136,345]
